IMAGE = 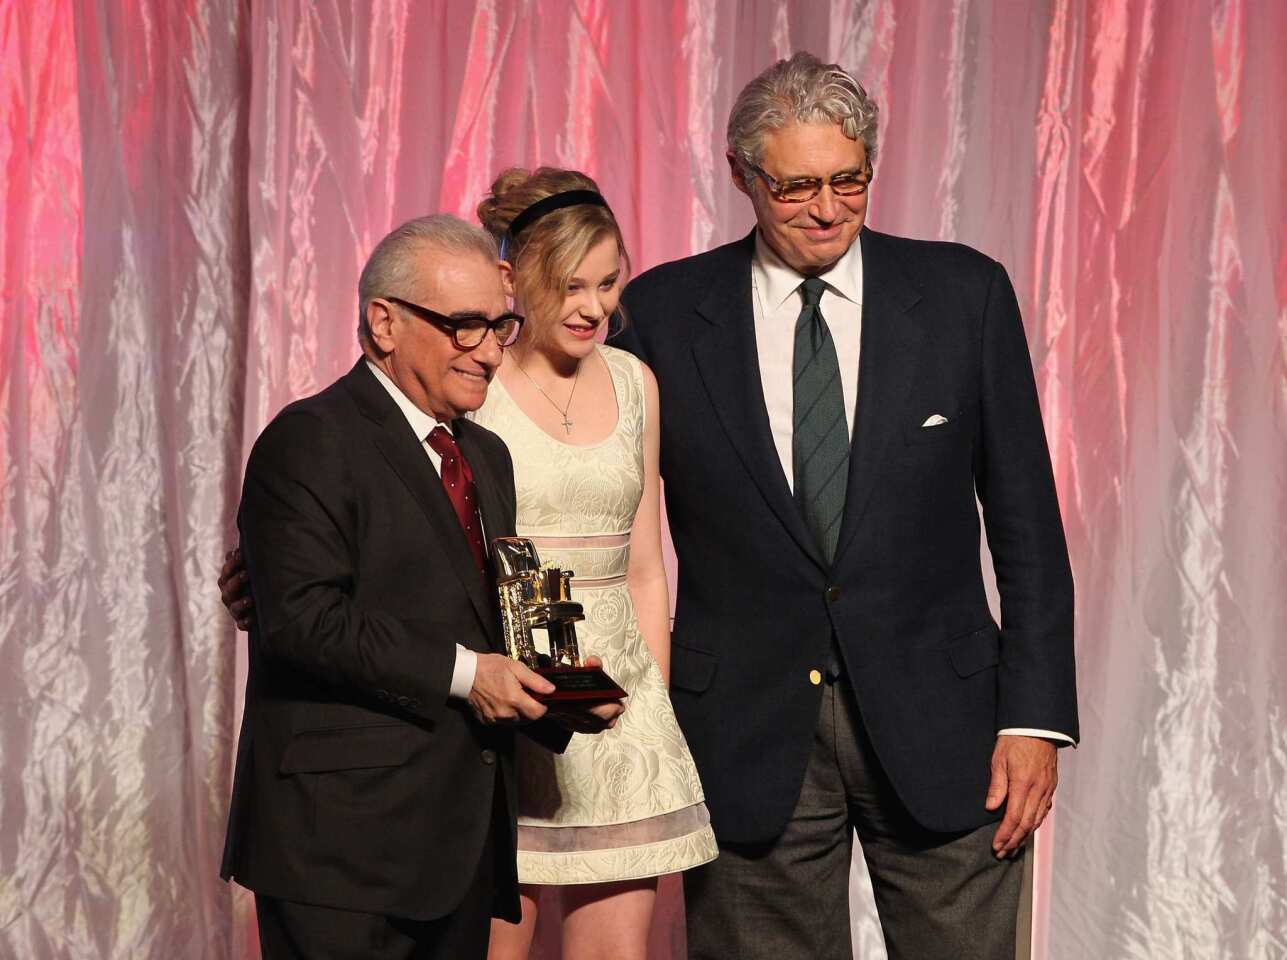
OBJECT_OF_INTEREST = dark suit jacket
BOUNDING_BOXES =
[616,227,1077,842]
[220,359,564,922]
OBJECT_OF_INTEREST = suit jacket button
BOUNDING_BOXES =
[808,669,823,686]
[826,586,841,602]
[481,749,497,765]
[396,695,410,707]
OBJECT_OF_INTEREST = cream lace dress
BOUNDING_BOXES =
[472,344,717,884]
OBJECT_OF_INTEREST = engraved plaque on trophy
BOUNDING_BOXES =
[493,537,627,703]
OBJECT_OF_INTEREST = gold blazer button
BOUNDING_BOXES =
[809,669,823,686]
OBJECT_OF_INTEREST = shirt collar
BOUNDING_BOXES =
[752,228,864,311]
[365,359,451,442]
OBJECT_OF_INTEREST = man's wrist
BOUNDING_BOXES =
[449,645,478,700]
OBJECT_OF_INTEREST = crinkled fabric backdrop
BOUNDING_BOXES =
[2,1,1283,958]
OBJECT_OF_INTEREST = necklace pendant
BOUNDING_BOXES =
[562,415,573,434]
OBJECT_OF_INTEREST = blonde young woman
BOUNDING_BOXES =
[471,168,716,959]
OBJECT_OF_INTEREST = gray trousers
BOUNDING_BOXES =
[684,677,1026,960]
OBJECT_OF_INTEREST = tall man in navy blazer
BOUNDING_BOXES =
[617,53,1078,960]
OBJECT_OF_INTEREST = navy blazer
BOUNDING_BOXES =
[617,227,1077,842]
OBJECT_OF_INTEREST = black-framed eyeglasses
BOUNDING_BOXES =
[385,297,524,349]
[747,161,873,204]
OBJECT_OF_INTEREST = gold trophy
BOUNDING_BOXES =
[493,537,626,703]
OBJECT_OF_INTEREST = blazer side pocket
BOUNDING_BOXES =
[280,721,419,774]
[945,624,1000,677]
[670,642,718,694]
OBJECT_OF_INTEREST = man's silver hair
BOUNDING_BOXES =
[357,214,498,340]
[727,51,879,176]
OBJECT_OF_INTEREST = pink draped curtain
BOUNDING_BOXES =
[2,1,1283,957]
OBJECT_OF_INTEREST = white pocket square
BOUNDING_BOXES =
[921,414,949,427]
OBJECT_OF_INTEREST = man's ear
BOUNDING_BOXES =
[727,152,752,197]
[365,298,397,353]
[498,259,516,299]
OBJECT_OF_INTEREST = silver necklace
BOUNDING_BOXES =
[515,358,581,434]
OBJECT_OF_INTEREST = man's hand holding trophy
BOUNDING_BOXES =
[467,537,626,733]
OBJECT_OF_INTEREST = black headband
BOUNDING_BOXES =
[507,189,609,240]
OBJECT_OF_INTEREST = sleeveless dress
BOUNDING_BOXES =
[472,344,718,884]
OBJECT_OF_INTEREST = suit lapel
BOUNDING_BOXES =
[344,362,496,640]
[834,229,926,564]
[690,233,826,569]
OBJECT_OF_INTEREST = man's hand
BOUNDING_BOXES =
[218,548,253,630]
[545,701,624,733]
[468,654,556,725]
[985,735,1058,858]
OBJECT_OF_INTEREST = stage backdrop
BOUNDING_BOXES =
[2,1,1284,958]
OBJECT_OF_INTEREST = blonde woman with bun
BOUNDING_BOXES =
[473,168,716,959]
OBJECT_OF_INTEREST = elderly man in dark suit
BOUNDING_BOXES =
[617,52,1078,960]
[221,215,619,960]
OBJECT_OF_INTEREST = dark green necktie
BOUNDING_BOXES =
[792,277,849,564]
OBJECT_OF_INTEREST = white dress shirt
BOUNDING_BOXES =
[748,235,1072,747]
[752,231,864,491]
[366,360,478,700]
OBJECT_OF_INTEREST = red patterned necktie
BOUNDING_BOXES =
[426,426,487,575]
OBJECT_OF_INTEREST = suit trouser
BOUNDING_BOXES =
[684,675,1025,960]
[255,770,504,960]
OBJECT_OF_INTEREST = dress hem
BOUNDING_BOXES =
[516,828,719,886]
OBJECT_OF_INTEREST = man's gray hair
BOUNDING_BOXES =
[357,214,498,340]
[727,51,879,176]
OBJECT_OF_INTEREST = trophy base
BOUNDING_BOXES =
[536,665,627,704]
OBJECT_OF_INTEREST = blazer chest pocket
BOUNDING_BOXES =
[945,624,1000,677]
[904,411,966,446]
[280,722,419,774]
